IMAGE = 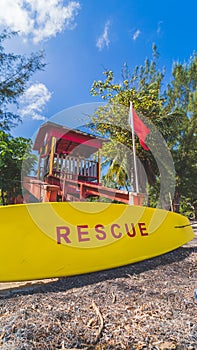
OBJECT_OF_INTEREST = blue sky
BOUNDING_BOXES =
[0,0,196,138]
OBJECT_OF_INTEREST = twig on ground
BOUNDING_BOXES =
[111,292,116,304]
[91,301,104,343]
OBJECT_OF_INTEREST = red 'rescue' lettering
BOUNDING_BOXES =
[56,221,149,245]
[56,226,71,244]
[111,224,122,239]
[138,222,148,236]
[95,224,107,240]
[125,223,136,237]
[77,225,90,242]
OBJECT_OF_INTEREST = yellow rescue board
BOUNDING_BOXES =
[0,202,194,282]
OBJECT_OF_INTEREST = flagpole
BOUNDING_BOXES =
[129,102,139,194]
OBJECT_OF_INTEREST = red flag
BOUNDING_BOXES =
[129,106,150,150]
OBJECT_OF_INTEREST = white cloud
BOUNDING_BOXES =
[132,29,140,41]
[157,21,163,35]
[96,20,110,51]
[0,0,80,43]
[19,83,52,120]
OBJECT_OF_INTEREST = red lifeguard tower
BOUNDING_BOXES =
[23,121,144,205]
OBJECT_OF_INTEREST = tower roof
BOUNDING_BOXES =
[34,121,106,157]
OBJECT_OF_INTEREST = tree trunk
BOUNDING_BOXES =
[1,189,6,205]
[173,191,181,213]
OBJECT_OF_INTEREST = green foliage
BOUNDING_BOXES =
[0,30,45,131]
[90,46,165,195]
[91,45,165,119]
[165,53,197,213]
[179,196,195,219]
[0,131,36,204]
[0,29,45,204]
[101,140,131,191]
[90,46,197,213]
